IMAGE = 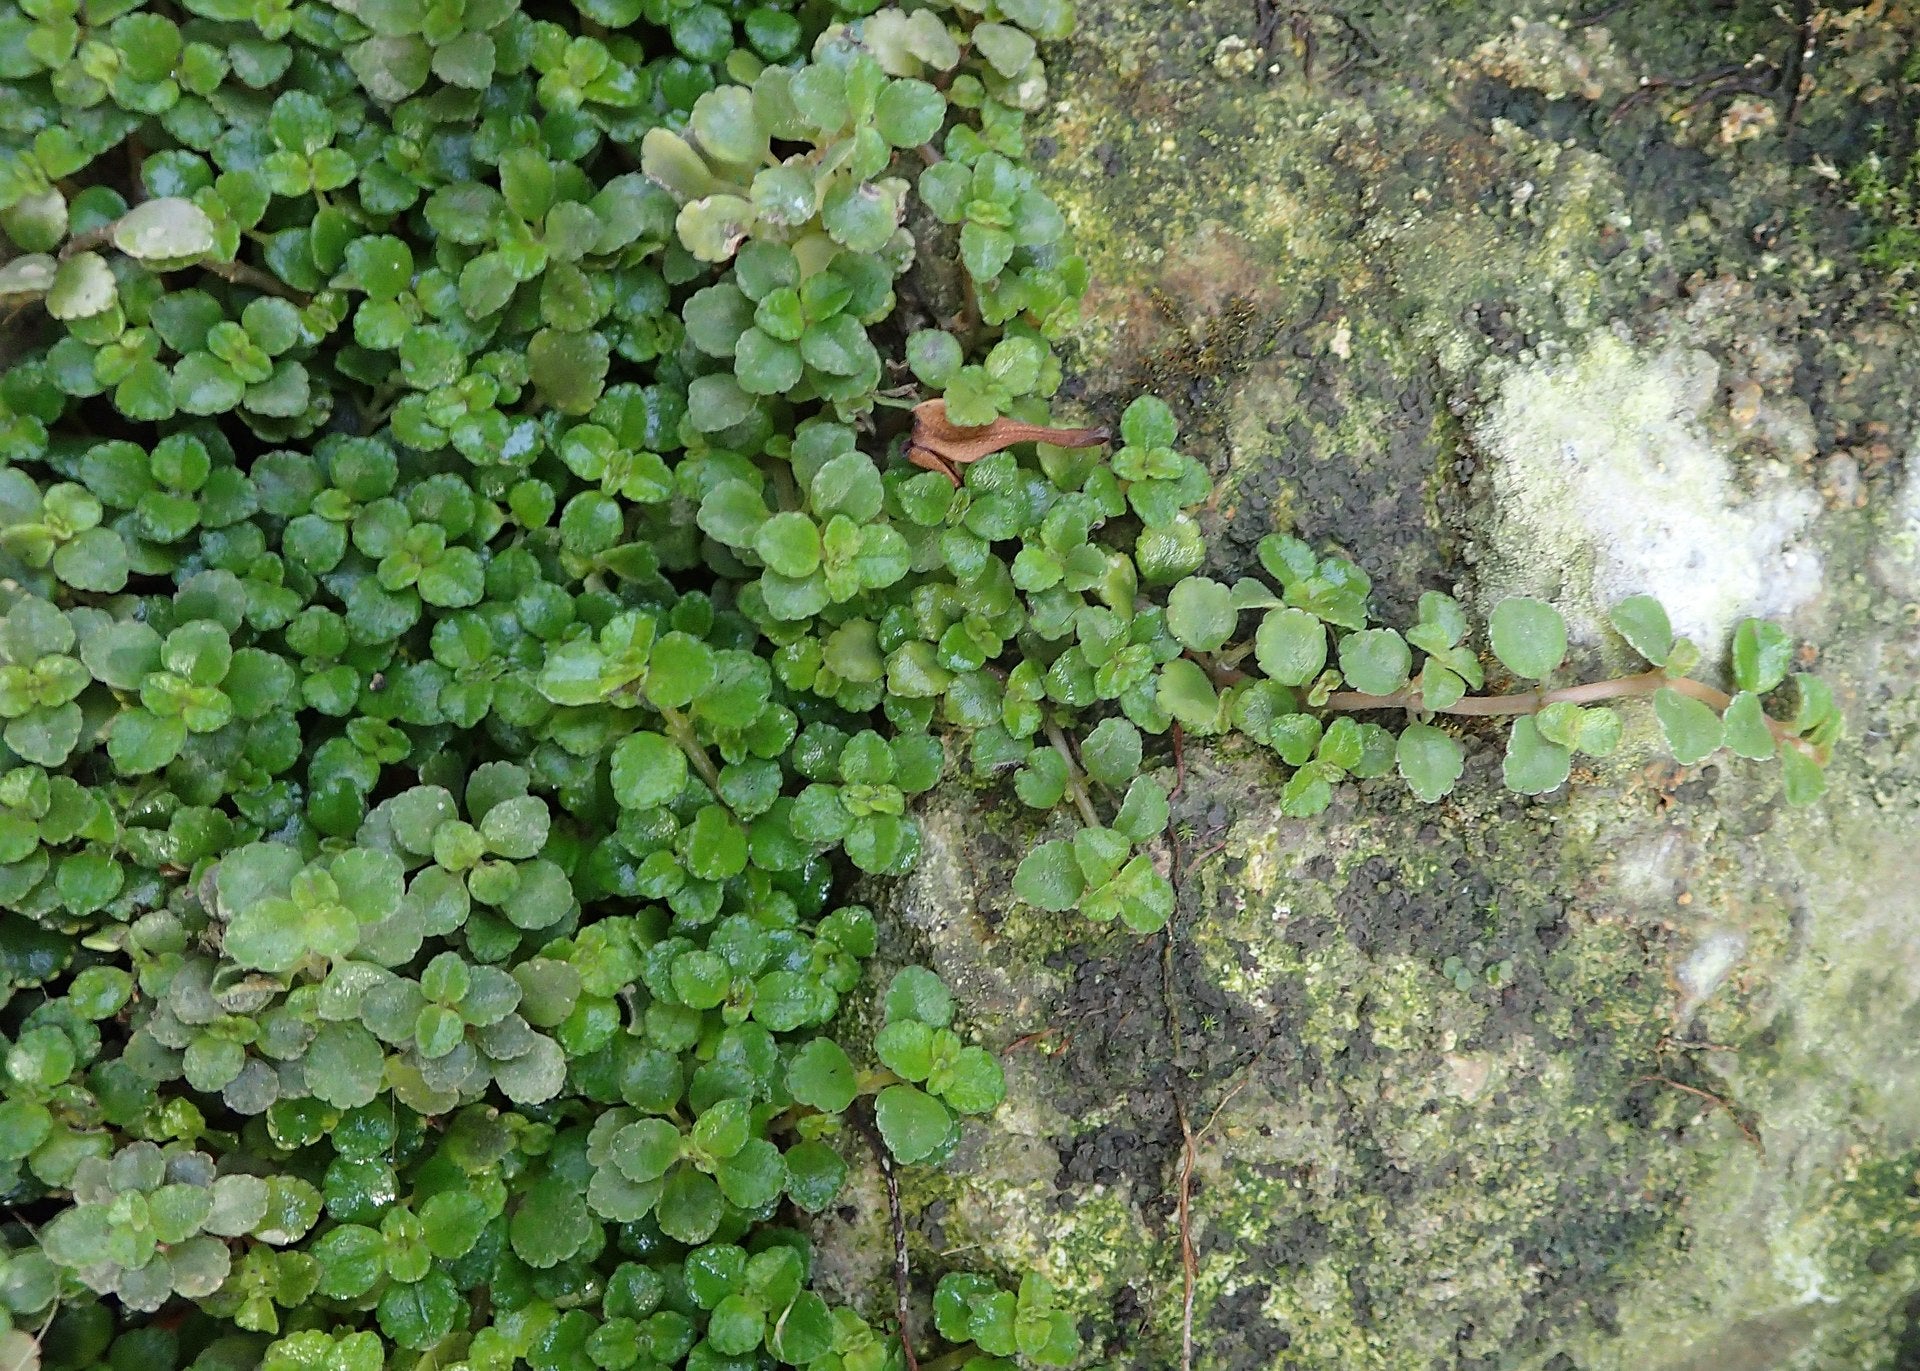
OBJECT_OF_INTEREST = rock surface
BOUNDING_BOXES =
[821,3,1920,1368]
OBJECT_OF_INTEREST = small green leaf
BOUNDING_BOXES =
[874,79,946,148]
[1489,597,1567,679]
[687,373,756,432]
[875,1020,936,1081]
[1113,775,1170,842]
[1337,629,1411,696]
[113,197,216,261]
[1079,718,1142,789]
[1731,619,1793,696]
[1013,841,1083,912]
[1254,608,1326,687]
[786,1038,856,1114]
[938,1046,1006,1115]
[1118,395,1175,448]
[1653,687,1724,765]
[1781,746,1826,805]
[1156,658,1221,732]
[1396,723,1464,803]
[1165,577,1236,653]
[823,181,906,254]
[677,195,756,263]
[612,1119,683,1184]
[907,329,962,388]
[884,966,952,1027]
[46,252,117,320]
[690,86,769,166]
[1573,706,1622,757]
[656,1166,724,1244]
[1609,595,1672,665]
[753,512,821,577]
[509,1179,594,1268]
[782,1140,848,1215]
[873,1084,952,1164]
[1722,690,1776,760]
[1502,716,1570,796]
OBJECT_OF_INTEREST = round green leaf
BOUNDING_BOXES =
[785,1038,856,1114]
[1502,716,1571,796]
[1396,723,1464,803]
[1255,608,1327,687]
[1489,597,1567,680]
[1653,687,1725,765]
[883,966,952,1027]
[613,1119,683,1184]
[1732,619,1793,696]
[714,1137,784,1208]
[1012,840,1083,913]
[753,512,820,578]
[655,1165,724,1244]
[304,1022,386,1109]
[1608,595,1672,665]
[1722,690,1776,761]
[873,1084,952,1164]
[1165,577,1236,652]
[1337,629,1411,696]
[612,731,689,809]
[113,197,216,261]
[510,1179,594,1268]
[874,79,946,148]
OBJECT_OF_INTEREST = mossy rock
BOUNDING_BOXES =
[817,2,1920,1367]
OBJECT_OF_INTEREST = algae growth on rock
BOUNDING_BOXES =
[817,2,1920,1368]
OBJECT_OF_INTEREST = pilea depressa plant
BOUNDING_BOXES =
[0,0,1842,1365]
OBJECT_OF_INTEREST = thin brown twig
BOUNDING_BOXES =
[1172,1067,1254,1371]
[1170,721,1186,800]
[1002,1027,1070,1057]
[59,214,308,304]
[1160,827,1230,1371]
[1175,1097,1198,1371]
[906,398,1107,486]
[1608,63,1747,123]
[1633,1074,1763,1154]
[1674,72,1778,121]
[1571,0,1631,26]
[1185,649,1241,689]
[1200,1076,1251,1136]
[854,1110,921,1371]
[1781,0,1816,127]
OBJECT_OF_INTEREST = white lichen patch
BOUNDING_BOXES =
[1471,333,1823,656]
[1676,927,1749,1019]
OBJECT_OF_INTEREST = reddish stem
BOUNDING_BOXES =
[1323,669,1806,750]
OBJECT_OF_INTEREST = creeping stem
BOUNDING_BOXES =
[1323,668,1808,751]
